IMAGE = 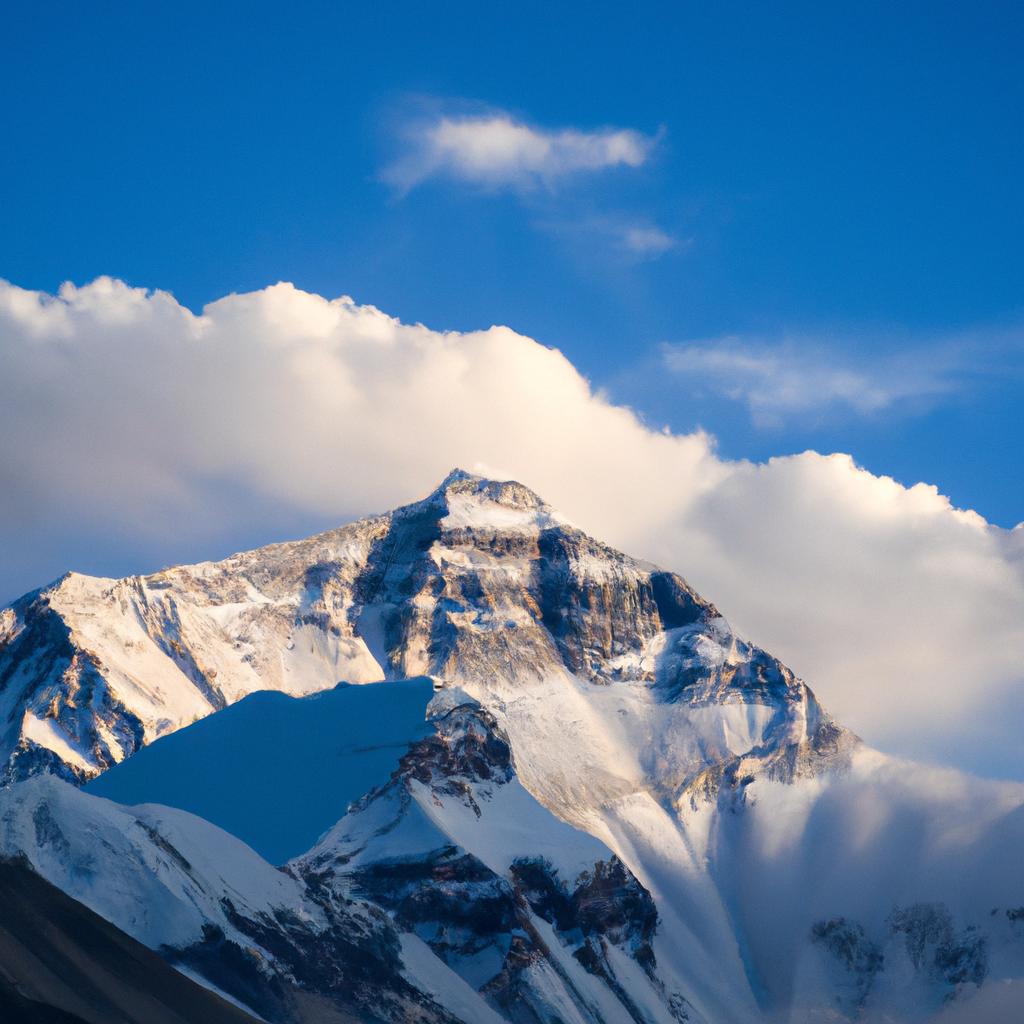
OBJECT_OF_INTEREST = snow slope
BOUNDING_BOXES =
[0,856,264,1024]
[296,691,699,1023]
[0,774,314,950]
[0,528,390,783]
[86,678,434,863]
[0,774,464,1024]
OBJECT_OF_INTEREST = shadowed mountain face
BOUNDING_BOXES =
[86,678,436,864]
[0,857,262,1024]
[1,471,1023,1023]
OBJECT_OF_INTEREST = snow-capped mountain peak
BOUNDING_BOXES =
[0,470,829,793]
[2,473,1023,1022]
[421,467,570,531]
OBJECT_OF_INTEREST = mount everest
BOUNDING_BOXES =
[1,470,1023,1023]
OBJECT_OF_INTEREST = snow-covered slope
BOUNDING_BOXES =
[0,774,468,1024]
[86,678,435,863]
[701,750,1024,1021]
[0,774,305,950]
[297,690,701,1024]
[2,470,1024,1022]
[0,711,701,1024]
[0,856,264,1024]
[0,527,389,784]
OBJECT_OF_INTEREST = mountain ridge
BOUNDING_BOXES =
[2,470,1022,1022]
[0,467,844,795]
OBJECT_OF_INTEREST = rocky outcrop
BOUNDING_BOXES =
[169,898,456,1024]
[677,716,858,812]
[296,699,695,1023]
[888,903,988,990]
[811,917,884,1012]
[0,592,147,785]
[809,902,991,1017]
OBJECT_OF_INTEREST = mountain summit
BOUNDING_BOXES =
[0,468,845,795]
[1,472,1022,1022]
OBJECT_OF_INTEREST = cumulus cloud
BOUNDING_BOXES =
[383,110,658,191]
[1,277,1022,777]
[662,333,1020,427]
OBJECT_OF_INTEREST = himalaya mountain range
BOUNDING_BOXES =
[1,470,1023,1023]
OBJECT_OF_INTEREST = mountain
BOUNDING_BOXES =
[0,719,703,1024]
[0,469,839,792]
[2,470,1023,1022]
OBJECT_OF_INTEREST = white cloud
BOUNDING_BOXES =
[662,333,1017,427]
[1,277,1022,777]
[532,214,682,263]
[621,224,678,256]
[383,111,658,191]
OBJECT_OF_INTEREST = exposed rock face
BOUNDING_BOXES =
[888,904,988,991]
[295,698,696,1023]
[808,903,991,1017]
[0,470,844,798]
[0,594,147,785]
[678,715,858,812]
[510,855,658,962]
[811,918,885,1012]
[169,901,452,1024]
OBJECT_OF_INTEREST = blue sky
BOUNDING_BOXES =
[2,0,1022,525]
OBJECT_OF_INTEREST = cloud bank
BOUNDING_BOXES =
[384,111,657,191]
[1,277,1022,776]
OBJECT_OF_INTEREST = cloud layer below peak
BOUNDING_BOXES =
[1,277,1022,778]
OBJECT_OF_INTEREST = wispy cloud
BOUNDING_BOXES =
[662,331,1023,428]
[383,108,659,192]
[534,214,683,263]
[621,224,679,256]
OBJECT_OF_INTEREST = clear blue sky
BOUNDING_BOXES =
[3,0,1021,525]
